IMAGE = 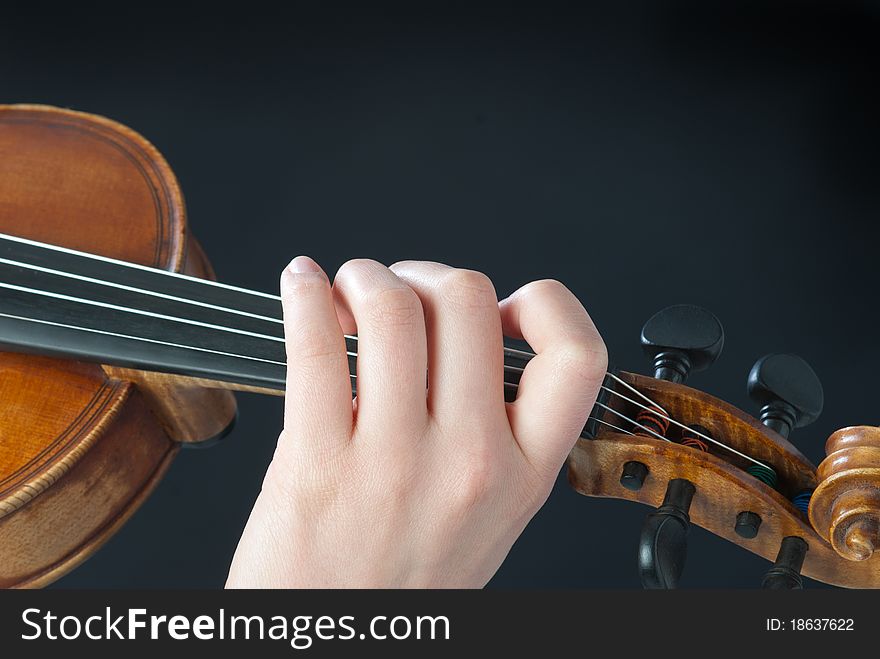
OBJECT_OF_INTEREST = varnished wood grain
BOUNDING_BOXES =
[102,367,284,400]
[0,105,235,587]
[0,384,177,588]
[567,372,880,588]
[0,104,186,269]
[103,366,241,443]
[605,372,818,496]
[810,426,880,562]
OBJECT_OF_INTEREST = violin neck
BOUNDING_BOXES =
[0,233,290,391]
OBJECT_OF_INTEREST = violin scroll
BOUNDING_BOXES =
[809,426,880,562]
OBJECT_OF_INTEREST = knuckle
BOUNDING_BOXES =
[334,258,383,288]
[367,286,422,328]
[520,278,569,300]
[453,447,497,510]
[388,259,420,272]
[382,467,417,501]
[358,450,419,506]
[264,446,344,505]
[289,322,343,361]
[457,466,494,511]
[440,269,497,309]
[337,257,382,276]
[554,341,608,385]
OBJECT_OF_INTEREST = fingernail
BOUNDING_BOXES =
[288,255,322,274]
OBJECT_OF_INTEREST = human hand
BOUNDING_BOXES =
[226,257,607,588]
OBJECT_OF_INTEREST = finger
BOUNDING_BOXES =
[390,261,505,425]
[333,296,357,336]
[499,280,607,472]
[332,259,429,437]
[279,256,353,454]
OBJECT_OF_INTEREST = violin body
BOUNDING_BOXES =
[0,105,236,587]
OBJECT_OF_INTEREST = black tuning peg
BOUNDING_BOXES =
[639,479,695,589]
[762,537,809,589]
[747,354,824,439]
[640,305,724,383]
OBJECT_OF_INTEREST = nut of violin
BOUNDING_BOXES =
[809,426,880,562]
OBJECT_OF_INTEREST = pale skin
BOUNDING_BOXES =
[226,257,607,588]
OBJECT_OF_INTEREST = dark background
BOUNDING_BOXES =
[2,1,877,588]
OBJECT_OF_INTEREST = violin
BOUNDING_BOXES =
[0,105,877,589]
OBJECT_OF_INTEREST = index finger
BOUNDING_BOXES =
[279,256,354,456]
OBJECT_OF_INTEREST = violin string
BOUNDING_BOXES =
[0,280,286,343]
[0,308,606,399]
[0,307,773,470]
[0,233,773,469]
[590,417,636,436]
[0,310,290,369]
[0,241,598,385]
[0,311,668,447]
[601,392,768,467]
[498,344,533,360]
[0,255,283,324]
[0,280,678,427]
[0,279,594,384]
[0,308,547,386]
[0,300,709,427]
[0,279,606,382]
[504,362,669,417]
[0,231,280,300]
[0,260,606,382]
[0,252,549,364]
[504,360,762,465]
[604,371,670,417]
[594,402,671,443]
